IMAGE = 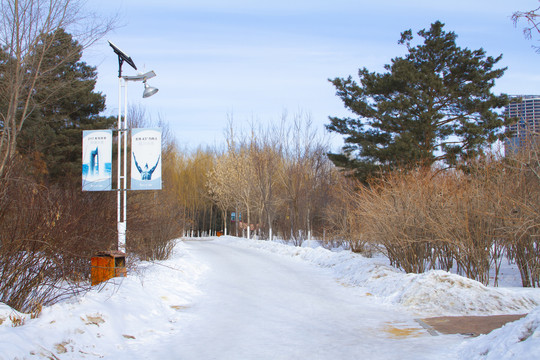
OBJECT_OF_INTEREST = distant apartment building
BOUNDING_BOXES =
[504,95,540,153]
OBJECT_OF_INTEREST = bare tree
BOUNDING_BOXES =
[245,122,284,240]
[323,176,365,251]
[279,112,335,244]
[124,106,189,258]
[0,0,114,177]
[207,113,339,243]
[512,2,540,52]
[502,131,540,287]
[208,147,256,239]
[207,151,235,236]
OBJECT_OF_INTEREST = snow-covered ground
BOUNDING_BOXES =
[0,236,539,359]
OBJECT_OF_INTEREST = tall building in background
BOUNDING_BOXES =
[505,95,540,153]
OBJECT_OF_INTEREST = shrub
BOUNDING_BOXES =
[0,160,116,312]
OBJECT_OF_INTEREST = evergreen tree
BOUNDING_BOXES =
[327,21,510,181]
[16,29,115,184]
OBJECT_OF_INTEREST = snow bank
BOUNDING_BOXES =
[0,303,26,328]
[459,307,540,359]
[219,236,540,317]
[0,241,206,360]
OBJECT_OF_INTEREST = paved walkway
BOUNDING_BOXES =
[417,314,527,337]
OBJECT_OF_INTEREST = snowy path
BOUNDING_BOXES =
[2,237,538,359]
[133,239,462,359]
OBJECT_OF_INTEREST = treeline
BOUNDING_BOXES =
[334,141,540,288]
[207,115,339,243]
[147,114,341,244]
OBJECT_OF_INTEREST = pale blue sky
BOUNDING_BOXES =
[84,0,540,151]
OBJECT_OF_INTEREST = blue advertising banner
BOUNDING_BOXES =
[131,128,162,190]
[82,130,112,191]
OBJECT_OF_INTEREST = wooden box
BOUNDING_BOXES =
[91,251,126,286]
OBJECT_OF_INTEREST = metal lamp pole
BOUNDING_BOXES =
[117,75,127,251]
[109,41,158,252]
[117,71,158,252]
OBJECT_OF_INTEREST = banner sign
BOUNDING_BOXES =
[131,128,162,190]
[82,130,112,191]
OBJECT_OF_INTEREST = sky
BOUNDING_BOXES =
[83,0,540,151]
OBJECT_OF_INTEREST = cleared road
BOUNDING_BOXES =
[144,239,462,359]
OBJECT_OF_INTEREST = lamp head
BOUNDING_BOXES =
[143,80,159,98]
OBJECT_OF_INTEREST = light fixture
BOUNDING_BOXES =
[143,80,159,98]
[109,41,159,253]
[123,71,159,99]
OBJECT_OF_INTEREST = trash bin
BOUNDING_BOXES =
[91,250,126,286]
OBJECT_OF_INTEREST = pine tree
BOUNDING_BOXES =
[327,21,510,181]
[16,29,115,184]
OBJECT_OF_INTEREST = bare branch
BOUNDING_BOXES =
[0,0,115,178]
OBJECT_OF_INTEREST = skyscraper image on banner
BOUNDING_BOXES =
[82,130,112,191]
[131,128,162,190]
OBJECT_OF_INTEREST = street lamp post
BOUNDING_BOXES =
[109,41,158,252]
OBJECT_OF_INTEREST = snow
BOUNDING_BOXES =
[0,236,539,359]
[458,306,540,359]
[231,237,540,316]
